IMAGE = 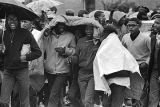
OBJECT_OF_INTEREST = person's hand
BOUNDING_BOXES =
[139,62,148,69]
[55,47,65,55]
[64,56,72,65]
[20,55,27,62]
[139,62,149,80]
[0,44,5,53]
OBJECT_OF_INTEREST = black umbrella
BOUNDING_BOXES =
[0,0,39,21]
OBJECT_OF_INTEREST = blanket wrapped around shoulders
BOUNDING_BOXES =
[45,15,103,39]
[93,33,144,100]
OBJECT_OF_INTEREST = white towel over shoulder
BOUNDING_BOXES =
[93,33,140,95]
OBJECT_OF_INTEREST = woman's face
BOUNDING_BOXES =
[7,14,18,30]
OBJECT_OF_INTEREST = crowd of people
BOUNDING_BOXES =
[0,2,160,107]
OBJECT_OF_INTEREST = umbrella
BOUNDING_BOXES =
[0,0,39,21]
[27,0,63,15]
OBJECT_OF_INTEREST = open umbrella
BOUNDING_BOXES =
[27,0,63,15]
[0,0,39,21]
[0,0,39,54]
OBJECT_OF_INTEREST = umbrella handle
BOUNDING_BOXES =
[1,12,6,45]
[1,26,5,53]
[2,27,4,45]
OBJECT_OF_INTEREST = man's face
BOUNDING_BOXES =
[40,21,45,29]
[127,21,140,33]
[7,14,18,30]
[57,23,65,34]
[85,25,94,39]
[21,20,32,30]
[98,13,106,25]
[152,18,160,33]
[45,9,56,16]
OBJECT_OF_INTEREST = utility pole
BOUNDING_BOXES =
[83,0,86,10]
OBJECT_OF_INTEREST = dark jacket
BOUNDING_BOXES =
[73,37,100,80]
[148,33,160,80]
[2,28,42,70]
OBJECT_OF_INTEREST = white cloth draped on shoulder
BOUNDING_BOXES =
[93,33,141,95]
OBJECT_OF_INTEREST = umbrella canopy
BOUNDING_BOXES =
[0,0,39,21]
[27,0,63,15]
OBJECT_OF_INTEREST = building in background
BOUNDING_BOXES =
[24,0,160,15]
